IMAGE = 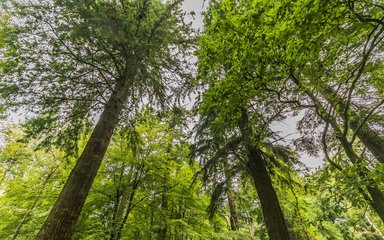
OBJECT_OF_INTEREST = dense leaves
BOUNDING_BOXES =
[1,0,384,239]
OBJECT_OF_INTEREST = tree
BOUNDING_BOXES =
[1,0,193,238]
[195,0,384,227]
[195,2,292,237]
[71,109,219,239]
[0,127,71,239]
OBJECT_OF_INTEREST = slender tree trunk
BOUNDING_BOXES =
[36,81,127,240]
[0,168,8,187]
[338,132,384,223]
[227,183,239,231]
[292,75,384,223]
[157,175,169,240]
[238,107,290,240]
[109,187,122,240]
[114,168,142,240]
[223,166,239,231]
[113,189,136,240]
[13,166,58,240]
[321,84,384,163]
[109,161,128,240]
[365,214,384,238]
[157,142,173,240]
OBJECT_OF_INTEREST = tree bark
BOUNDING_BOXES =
[227,183,239,231]
[36,81,127,240]
[238,107,290,240]
[223,166,239,231]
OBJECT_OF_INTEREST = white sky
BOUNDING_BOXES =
[4,0,323,169]
[182,0,206,29]
[181,0,323,169]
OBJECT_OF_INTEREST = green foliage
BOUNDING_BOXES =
[1,0,384,239]
[1,0,193,153]
[71,110,223,239]
[0,127,72,239]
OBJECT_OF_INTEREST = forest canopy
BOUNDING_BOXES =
[0,0,384,239]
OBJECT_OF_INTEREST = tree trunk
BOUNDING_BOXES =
[113,168,142,240]
[13,166,58,240]
[36,81,127,240]
[338,131,384,223]
[238,107,290,240]
[223,166,239,231]
[293,76,384,223]
[0,168,8,187]
[321,85,384,163]
[367,186,384,223]
[227,182,239,231]
[157,144,172,240]
[157,177,168,240]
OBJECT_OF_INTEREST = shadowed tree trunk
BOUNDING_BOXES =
[223,165,239,231]
[238,107,290,240]
[227,182,239,231]
[36,81,127,240]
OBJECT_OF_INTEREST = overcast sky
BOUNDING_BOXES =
[6,0,323,169]
[180,0,324,169]
[182,0,206,29]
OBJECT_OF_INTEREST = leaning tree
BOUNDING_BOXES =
[1,0,193,239]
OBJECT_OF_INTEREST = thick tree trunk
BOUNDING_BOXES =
[36,81,126,240]
[366,186,384,222]
[238,108,290,240]
[291,74,384,163]
[347,114,384,163]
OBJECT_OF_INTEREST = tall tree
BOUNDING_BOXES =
[1,0,193,238]
[195,2,292,238]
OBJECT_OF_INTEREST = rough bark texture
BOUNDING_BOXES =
[366,186,384,223]
[238,108,290,240]
[36,81,126,240]
[349,118,384,163]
